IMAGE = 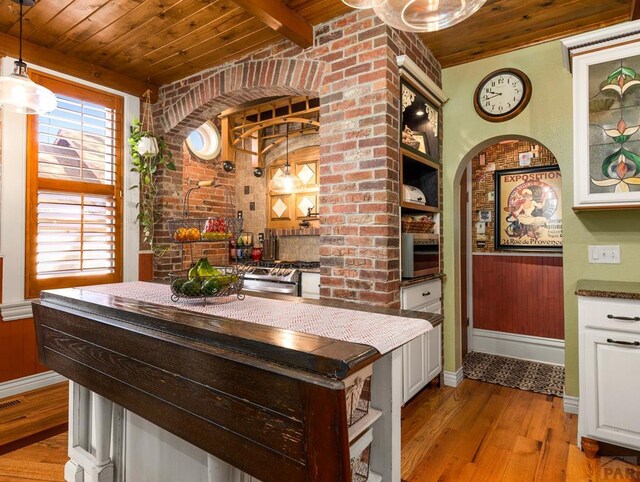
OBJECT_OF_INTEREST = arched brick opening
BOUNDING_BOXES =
[156,59,326,140]
[151,58,326,281]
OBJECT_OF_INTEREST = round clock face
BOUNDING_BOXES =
[474,69,531,122]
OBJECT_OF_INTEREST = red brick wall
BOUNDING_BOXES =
[151,10,441,308]
[153,137,235,279]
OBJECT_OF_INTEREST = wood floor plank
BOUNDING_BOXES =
[467,443,512,482]
[501,436,543,481]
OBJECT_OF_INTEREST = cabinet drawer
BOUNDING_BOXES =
[578,297,640,333]
[402,280,441,310]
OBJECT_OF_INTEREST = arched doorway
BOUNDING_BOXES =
[456,136,565,385]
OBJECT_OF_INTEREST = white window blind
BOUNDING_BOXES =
[36,191,116,278]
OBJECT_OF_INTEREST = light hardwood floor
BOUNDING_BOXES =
[401,379,640,481]
[0,379,639,481]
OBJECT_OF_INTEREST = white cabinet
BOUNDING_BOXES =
[579,296,640,453]
[401,279,442,404]
[301,272,320,299]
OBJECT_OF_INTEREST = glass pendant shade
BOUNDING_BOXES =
[0,61,57,114]
[342,0,384,9]
[268,163,303,194]
[372,0,486,32]
[0,0,57,115]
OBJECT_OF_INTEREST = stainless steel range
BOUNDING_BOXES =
[237,261,320,297]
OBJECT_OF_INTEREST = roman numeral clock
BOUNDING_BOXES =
[473,68,532,122]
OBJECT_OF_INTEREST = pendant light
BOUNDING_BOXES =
[343,0,486,32]
[0,0,57,115]
[342,0,384,9]
[268,123,303,194]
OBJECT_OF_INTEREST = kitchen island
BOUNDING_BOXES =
[33,282,442,482]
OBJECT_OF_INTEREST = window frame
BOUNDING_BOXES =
[24,71,124,299]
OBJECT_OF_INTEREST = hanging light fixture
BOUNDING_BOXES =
[268,123,303,194]
[342,0,384,9]
[0,0,57,115]
[343,0,486,32]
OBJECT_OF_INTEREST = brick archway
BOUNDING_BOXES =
[157,58,326,139]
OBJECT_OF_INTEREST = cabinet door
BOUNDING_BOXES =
[426,323,442,382]
[584,329,640,449]
[301,272,320,299]
[402,334,427,404]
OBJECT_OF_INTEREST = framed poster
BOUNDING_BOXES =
[571,41,640,208]
[495,166,562,251]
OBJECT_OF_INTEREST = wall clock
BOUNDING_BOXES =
[473,68,532,122]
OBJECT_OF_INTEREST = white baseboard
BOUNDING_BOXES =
[563,395,579,414]
[443,368,464,387]
[471,328,565,366]
[0,371,67,399]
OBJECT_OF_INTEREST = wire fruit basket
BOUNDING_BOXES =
[170,266,245,302]
[167,181,244,303]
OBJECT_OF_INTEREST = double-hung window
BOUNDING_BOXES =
[25,72,123,299]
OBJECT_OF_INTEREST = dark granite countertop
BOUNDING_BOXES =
[400,272,446,287]
[575,280,640,301]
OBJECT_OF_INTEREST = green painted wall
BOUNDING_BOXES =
[441,40,640,396]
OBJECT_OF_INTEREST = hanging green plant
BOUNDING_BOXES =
[129,116,176,254]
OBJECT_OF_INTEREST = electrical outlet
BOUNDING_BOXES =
[588,245,620,264]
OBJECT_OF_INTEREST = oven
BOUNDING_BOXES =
[401,233,440,278]
[236,261,319,297]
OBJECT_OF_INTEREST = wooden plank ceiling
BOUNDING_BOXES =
[0,0,633,97]
[421,0,632,68]
[0,0,350,96]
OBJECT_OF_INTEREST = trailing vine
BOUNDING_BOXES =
[129,117,176,254]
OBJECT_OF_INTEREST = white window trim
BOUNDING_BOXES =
[0,57,140,320]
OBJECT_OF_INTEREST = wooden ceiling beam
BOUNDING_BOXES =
[632,0,640,20]
[0,31,158,101]
[231,0,314,48]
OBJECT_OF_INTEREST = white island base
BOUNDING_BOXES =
[64,349,403,482]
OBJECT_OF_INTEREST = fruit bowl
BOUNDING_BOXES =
[170,267,245,302]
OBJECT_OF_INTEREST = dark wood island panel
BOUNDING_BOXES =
[33,288,385,482]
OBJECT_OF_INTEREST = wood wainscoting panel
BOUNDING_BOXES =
[472,255,564,339]
[138,252,154,282]
[0,317,48,384]
[0,256,48,382]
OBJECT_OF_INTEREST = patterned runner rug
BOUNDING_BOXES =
[463,352,565,397]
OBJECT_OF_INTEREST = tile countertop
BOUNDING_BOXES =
[575,280,640,301]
